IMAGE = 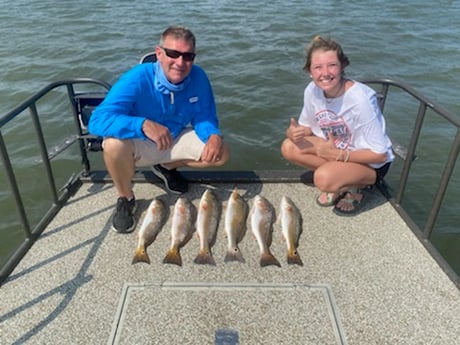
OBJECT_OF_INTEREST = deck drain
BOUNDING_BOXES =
[108,282,347,345]
[215,328,239,345]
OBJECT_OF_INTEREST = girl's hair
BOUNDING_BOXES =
[303,35,350,73]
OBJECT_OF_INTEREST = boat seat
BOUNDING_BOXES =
[139,51,157,63]
[75,92,107,151]
[74,52,158,152]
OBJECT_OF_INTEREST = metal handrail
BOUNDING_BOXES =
[360,78,460,240]
[1,79,110,126]
[362,78,460,126]
[0,79,111,284]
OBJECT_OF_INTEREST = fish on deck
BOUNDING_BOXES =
[278,196,303,266]
[249,195,281,268]
[194,189,220,266]
[224,188,249,263]
[132,198,168,265]
[163,197,196,266]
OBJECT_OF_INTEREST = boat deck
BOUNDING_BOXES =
[1,175,459,345]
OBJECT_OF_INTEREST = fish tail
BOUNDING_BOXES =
[163,248,182,266]
[131,247,150,265]
[260,251,281,268]
[224,247,245,263]
[193,249,216,266]
[287,249,303,266]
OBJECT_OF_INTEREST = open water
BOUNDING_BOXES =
[0,1,459,274]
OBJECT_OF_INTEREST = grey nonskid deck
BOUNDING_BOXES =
[1,180,459,345]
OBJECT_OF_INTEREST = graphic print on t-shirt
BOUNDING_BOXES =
[315,109,351,150]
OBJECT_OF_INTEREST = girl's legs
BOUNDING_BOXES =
[313,161,377,193]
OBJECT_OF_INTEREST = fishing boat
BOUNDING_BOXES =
[0,60,459,344]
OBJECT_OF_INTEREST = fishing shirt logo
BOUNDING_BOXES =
[315,109,351,149]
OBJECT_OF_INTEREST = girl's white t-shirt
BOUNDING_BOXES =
[298,80,394,168]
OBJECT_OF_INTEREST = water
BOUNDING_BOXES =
[1,0,459,274]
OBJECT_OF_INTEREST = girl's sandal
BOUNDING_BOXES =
[333,189,365,215]
[316,192,343,207]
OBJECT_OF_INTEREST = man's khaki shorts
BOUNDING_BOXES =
[132,128,205,167]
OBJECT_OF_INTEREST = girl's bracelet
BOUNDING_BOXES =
[336,149,344,161]
[344,149,351,162]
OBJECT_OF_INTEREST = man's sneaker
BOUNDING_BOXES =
[151,164,188,194]
[112,197,136,233]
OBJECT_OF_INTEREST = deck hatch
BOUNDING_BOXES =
[108,282,347,345]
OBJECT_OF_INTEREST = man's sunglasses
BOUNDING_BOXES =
[161,47,196,62]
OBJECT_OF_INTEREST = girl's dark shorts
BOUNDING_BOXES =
[374,162,391,184]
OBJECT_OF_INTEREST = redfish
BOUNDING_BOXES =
[132,198,168,265]
[194,189,220,266]
[279,196,303,266]
[249,195,281,267]
[224,188,248,263]
[163,197,196,266]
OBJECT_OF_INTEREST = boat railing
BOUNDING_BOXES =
[0,79,110,286]
[361,78,460,238]
[0,77,458,287]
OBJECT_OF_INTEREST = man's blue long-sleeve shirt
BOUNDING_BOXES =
[88,62,221,143]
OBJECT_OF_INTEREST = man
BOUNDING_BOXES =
[89,26,230,233]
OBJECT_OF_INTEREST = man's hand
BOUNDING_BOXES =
[200,134,223,163]
[142,119,173,150]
